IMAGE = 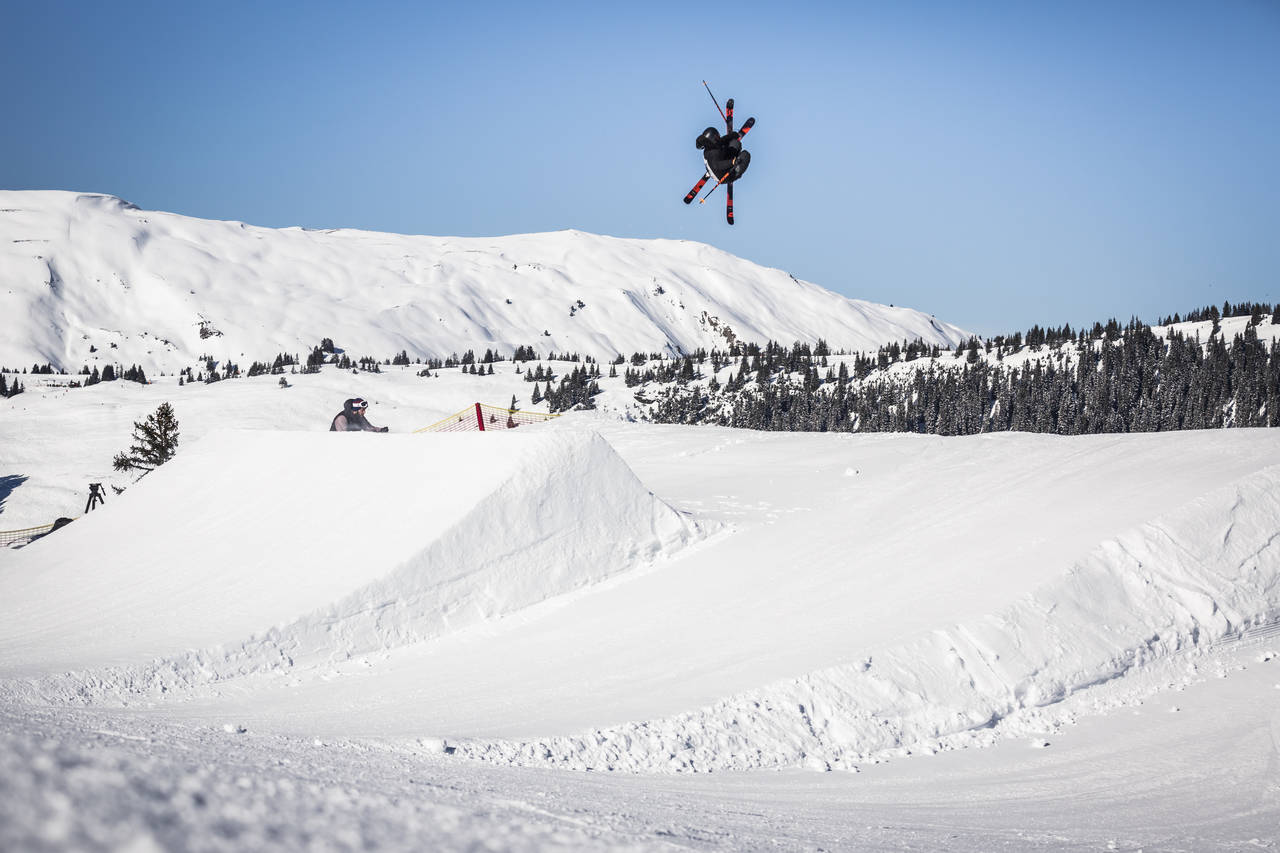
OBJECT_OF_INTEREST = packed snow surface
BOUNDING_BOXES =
[0,190,967,374]
[0,429,702,683]
[3,365,1279,849]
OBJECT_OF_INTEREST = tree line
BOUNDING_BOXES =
[644,314,1280,435]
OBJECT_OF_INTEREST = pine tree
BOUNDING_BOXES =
[112,403,180,476]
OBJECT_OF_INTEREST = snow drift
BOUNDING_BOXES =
[456,462,1280,771]
[0,429,705,698]
[0,190,967,374]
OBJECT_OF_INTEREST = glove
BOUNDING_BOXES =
[379,426,389,433]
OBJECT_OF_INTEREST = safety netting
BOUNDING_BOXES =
[415,402,560,433]
[1,521,57,547]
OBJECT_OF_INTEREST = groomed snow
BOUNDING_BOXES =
[3,363,1279,848]
[0,429,703,688]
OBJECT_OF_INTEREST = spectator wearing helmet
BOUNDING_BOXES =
[330,397,389,432]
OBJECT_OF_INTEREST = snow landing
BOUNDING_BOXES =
[457,461,1280,771]
[0,429,705,695]
[5,418,1280,782]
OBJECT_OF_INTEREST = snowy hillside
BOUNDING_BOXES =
[633,311,1280,433]
[5,398,1279,764]
[3,353,1280,848]
[3,194,1278,849]
[0,191,966,375]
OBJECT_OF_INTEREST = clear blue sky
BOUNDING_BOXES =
[3,0,1276,335]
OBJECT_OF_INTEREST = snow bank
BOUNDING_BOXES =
[455,463,1280,771]
[0,428,704,700]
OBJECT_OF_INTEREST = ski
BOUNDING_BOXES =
[737,116,755,140]
[684,171,711,204]
[725,98,734,134]
[726,182,735,225]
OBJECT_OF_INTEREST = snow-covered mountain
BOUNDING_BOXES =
[8,191,1279,850]
[0,191,966,374]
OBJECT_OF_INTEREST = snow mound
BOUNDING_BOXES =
[0,429,705,699]
[455,464,1280,771]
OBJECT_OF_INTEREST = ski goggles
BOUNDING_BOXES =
[352,399,368,409]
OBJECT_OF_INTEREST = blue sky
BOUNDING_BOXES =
[3,1,1276,335]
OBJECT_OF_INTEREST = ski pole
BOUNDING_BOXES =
[699,169,733,203]
[699,157,737,203]
[702,80,726,122]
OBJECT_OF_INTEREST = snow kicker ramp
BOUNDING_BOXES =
[455,461,1280,772]
[0,429,702,692]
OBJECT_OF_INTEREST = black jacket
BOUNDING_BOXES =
[696,127,751,183]
[330,399,388,432]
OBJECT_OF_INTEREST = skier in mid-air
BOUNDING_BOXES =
[683,82,755,225]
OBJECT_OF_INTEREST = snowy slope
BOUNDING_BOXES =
[457,458,1280,771]
[2,363,1280,848]
[0,429,703,683]
[3,368,1279,774]
[5,642,1277,853]
[0,191,967,374]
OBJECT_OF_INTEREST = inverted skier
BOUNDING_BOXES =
[683,83,755,225]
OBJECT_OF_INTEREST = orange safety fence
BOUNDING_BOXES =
[0,521,59,547]
[415,402,560,433]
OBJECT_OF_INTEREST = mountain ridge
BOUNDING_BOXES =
[1,190,967,374]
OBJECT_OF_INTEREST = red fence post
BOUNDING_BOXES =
[474,402,485,431]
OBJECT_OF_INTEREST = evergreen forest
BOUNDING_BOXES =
[640,304,1280,435]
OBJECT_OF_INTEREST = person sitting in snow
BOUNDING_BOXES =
[330,397,388,432]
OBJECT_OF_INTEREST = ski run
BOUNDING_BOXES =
[3,359,1280,851]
